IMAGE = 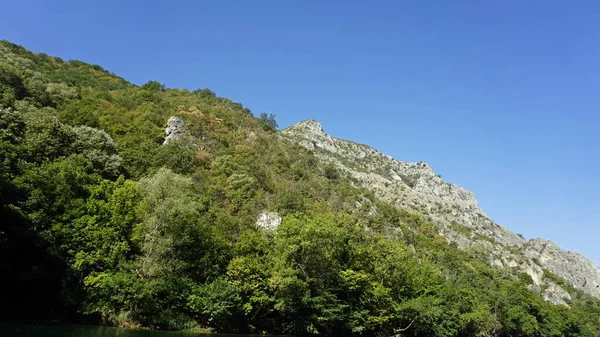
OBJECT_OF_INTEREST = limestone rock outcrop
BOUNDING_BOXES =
[283,119,600,302]
[163,116,188,144]
[256,212,282,231]
[524,238,600,298]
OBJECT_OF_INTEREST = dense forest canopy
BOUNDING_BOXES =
[1,40,600,337]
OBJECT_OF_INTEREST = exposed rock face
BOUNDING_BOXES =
[283,120,524,247]
[542,281,573,304]
[256,212,282,231]
[283,119,600,302]
[524,239,600,298]
[163,116,188,144]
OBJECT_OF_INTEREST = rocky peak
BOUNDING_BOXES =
[283,119,494,235]
[288,119,325,136]
[282,119,600,301]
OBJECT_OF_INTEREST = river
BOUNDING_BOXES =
[0,324,252,337]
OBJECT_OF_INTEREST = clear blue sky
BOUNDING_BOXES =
[2,1,599,264]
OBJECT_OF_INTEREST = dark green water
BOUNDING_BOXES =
[0,324,248,337]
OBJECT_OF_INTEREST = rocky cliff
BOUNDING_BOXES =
[283,119,600,303]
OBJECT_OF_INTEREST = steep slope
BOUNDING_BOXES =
[283,119,600,302]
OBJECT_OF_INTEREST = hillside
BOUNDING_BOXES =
[1,40,600,337]
[283,120,600,303]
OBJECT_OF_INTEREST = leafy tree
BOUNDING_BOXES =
[0,107,25,200]
[72,126,123,177]
[0,64,27,106]
[188,277,241,331]
[136,168,225,281]
[259,112,278,131]
[59,98,102,127]
[22,109,77,163]
[153,138,198,174]
[141,80,166,92]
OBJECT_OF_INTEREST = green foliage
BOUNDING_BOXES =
[72,126,123,177]
[154,138,198,174]
[449,221,472,236]
[322,162,340,180]
[188,277,241,331]
[60,98,102,127]
[0,107,25,198]
[259,112,278,131]
[0,64,27,106]
[141,80,166,92]
[136,168,225,281]
[1,40,599,337]
[22,110,78,162]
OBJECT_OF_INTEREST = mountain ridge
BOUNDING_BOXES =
[283,119,600,302]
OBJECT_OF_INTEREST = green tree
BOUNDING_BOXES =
[72,126,123,177]
[188,278,241,331]
[136,168,226,281]
[141,80,166,92]
[259,112,278,131]
[0,64,27,106]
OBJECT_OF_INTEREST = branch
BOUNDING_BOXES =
[296,262,309,278]
[394,318,416,335]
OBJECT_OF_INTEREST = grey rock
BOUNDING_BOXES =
[524,238,600,298]
[283,120,525,247]
[163,116,188,144]
[543,281,572,305]
[256,212,282,231]
[283,119,600,300]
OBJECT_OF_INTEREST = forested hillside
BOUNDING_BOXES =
[1,40,600,337]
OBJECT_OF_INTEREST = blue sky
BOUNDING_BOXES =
[2,1,599,264]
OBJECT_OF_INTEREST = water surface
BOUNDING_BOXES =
[0,324,247,337]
